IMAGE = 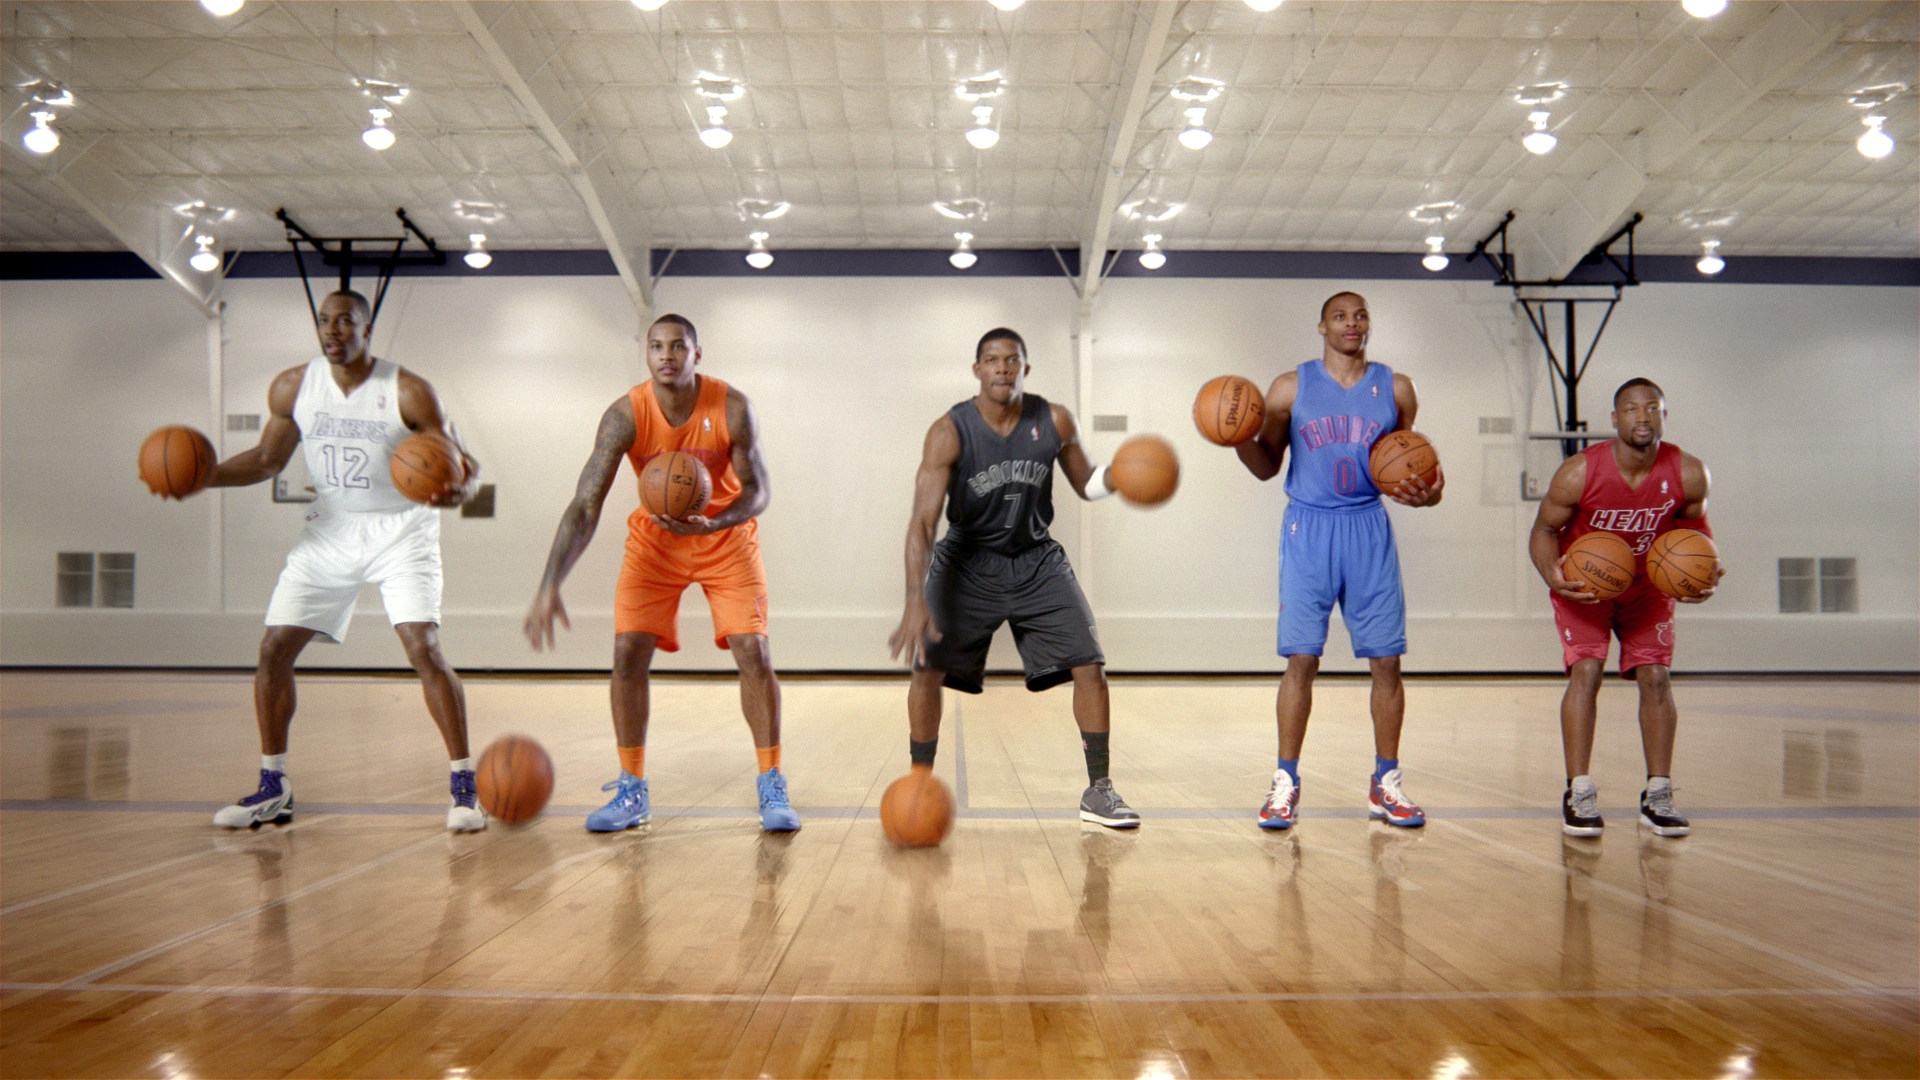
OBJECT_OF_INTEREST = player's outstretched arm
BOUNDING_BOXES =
[1236,371,1296,481]
[1050,403,1103,498]
[209,366,304,488]
[650,386,769,535]
[1529,454,1598,603]
[888,415,960,668]
[397,368,480,506]
[525,396,635,651]
[1675,451,1724,603]
[1387,373,1444,507]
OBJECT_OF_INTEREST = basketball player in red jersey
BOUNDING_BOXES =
[1530,378,1724,838]
[525,314,795,833]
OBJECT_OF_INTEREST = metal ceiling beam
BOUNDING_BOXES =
[1078,0,1178,302]
[453,0,652,315]
[1521,1,1876,278]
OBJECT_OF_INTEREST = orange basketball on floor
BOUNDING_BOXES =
[475,735,554,824]
[641,450,712,519]
[880,767,954,847]
[1647,528,1720,599]
[1192,375,1266,446]
[390,432,465,504]
[1369,430,1439,492]
[1108,434,1179,507]
[1562,531,1636,601]
[138,425,216,499]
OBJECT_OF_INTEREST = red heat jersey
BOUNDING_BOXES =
[627,376,740,530]
[1558,440,1688,573]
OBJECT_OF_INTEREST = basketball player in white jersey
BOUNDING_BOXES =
[205,289,486,832]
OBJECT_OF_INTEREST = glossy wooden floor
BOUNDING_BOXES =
[1,670,1914,1078]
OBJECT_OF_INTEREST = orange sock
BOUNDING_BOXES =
[756,745,781,773]
[618,745,645,780]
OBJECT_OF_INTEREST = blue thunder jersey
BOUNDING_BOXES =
[1283,359,1399,510]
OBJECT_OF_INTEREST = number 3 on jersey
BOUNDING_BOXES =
[319,444,372,489]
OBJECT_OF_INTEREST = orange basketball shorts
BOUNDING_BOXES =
[615,515,768,651]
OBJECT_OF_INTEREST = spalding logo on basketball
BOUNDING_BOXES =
[1563,531,1635,600]
[640,450,712,520]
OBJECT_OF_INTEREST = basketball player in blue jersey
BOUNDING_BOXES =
[1235,292,1444,830]
[889,328,1139,828]
[202,289,486,833]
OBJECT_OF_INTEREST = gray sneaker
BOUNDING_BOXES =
[1079,778,1141,829]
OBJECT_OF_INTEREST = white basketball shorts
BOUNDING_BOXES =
[265,504,442,643]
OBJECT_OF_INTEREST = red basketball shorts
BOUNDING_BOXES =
[1551,578,1676,677]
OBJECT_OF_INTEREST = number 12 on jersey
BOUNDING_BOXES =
[318,444,372,489]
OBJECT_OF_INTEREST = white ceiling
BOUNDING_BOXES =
[4,0,1915,269]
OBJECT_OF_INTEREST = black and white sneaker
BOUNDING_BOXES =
[1562,783,1604,837]
[1639,786,1691,837]
[1079,778,1141,829]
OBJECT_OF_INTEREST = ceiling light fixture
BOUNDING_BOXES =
[745,232,774,270]
[955,74,1006,101]
[1847,83,1907,110]
[1522,111,1557,154]
[933,198,988,221]
[1421,237,1449,273]
[22,110,59,154]
[189,235,222,273]
[631,0,668,9]
[1857,114,1894,159]
[362,107,396,150]
[737,198,791,221]
[1119,198,1186,223]
[1244,0,1284,10]
[700,105,733,149]
[695,75,744,101]
[1674,207,1739,231]
[1170,77,1226,103]
[453,200,506,224]
[988,0,1025,10]
[1409,201,1464,224]
[1138,234,1167,270]
[200,0,243,15]
[1178,107,1213,150]
[1681,0,1727,17]
[949,232,978,270]
[1696,239,1725,275]
[464,234,492,269]
[1513,83,1567,107]
[966,105,999,149]
[359,79,409,105]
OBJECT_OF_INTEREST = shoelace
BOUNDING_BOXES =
[1645,788,1678,817]
[1378,772,1409,805]
[1265,773,1295,812]
[600,776,642,804]
[239,770,283,806]
[759,771,791,807]
[1570,787,1599,817]
[451,771,478,808]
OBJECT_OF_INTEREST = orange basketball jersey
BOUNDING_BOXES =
[627,376,741,533]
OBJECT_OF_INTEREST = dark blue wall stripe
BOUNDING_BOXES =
[6,248,1916,287]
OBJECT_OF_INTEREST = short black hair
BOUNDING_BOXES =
[1319,291,1366,322]
[650,313,698,345]
[975,327,1026,361]
[324,289,372,322]
[1613,377,1664,407]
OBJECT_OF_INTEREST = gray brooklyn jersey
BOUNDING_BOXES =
[943,393,1060,555]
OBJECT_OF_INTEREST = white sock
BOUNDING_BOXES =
[450,757,473,773]
[1570,774,1596,796]
[1646,775,1672,795]
[262,753,288,773]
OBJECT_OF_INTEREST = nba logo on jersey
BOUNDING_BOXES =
[703,417,711,432]
[1371,385,1379,397]
[377,395,387,408]
[1030,424,1039,440]
[1661,479,1669,494]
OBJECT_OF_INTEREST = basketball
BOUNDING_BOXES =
[641,450,713,519]
[475,735,554,824]
[1192,375,1266,446]
[880,766,954,847]
[1647,528,1720,599]
[1562,531,1636,600]
[1108,434,1179,507]
[390,432,466,504]
[1369,429,1440,492]
[138,425,216,499]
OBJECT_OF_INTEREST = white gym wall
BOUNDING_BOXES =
[2,273,1914,672]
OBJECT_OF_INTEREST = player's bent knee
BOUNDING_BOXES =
[727,634,774,676]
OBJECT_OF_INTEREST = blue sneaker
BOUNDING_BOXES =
[757,768,800,832]
[585,771,650,832]
[213,769,293,829]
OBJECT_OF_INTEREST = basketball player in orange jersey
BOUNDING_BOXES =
[890,327,1139,828]
[204,289,486,833]
[1531,378,1722,838]
[525,313,796,832]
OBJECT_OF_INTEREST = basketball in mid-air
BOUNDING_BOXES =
[1647,529,1720,599]
[1108,434,1179,507]
[391,432,466,503]
[1192,375,1266,446]
[1562,531,1636,600]
[880,766,954,847]
[641,450,712,519]
[138,425,216,499]
[475,735,554,824]
[1369,430,1439,492]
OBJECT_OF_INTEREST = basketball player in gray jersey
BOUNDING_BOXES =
[889,328,1139,827]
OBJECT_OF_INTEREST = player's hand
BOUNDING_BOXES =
[524,587,571,651]
[650,513,719,536]
[1547,555,1600,604]
[1676,565,1727,604]
[888,601,942,668]
[1388,464,1444,507]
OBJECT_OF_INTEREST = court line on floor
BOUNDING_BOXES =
[0,816,334,916]
[2,980,1912,1007]
[1682,842,1919,919]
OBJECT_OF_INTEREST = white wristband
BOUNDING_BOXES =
[1087,464,1117,501]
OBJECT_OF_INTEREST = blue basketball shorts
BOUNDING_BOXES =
[1278,501,1407,659]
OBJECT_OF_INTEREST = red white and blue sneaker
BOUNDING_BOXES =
[1368,768,1425,828]
[213,769,293,829]
[1258,769,1299,830]
[447,769,487,833]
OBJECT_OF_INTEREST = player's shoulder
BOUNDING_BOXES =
[1266,368,1300,404]
[267,364,307,411]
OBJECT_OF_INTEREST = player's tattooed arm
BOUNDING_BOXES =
[1387,373,1444,507]
[525,396,635,651]
[397,368,480,506]
[1050,403,1101,498]
[888,415,961,668]
[209,366,305,488]
[1529,453,1599,603]
[653,387,768,535]
[1236,371,1297,481]
[1674,452,1724,603]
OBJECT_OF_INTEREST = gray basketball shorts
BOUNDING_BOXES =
[920,538,1104,694]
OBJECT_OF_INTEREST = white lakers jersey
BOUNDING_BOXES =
[291,356,415,513]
